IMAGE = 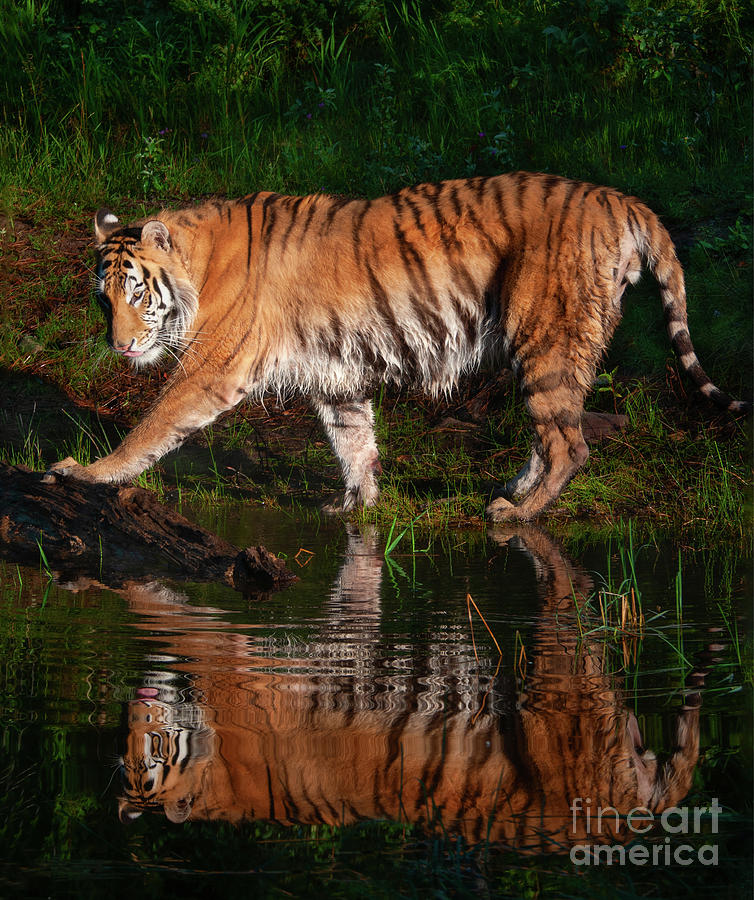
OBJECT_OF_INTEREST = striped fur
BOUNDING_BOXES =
[48,173,749,520]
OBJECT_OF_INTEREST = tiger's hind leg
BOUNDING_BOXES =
[315,398,381,512]
[487,377,589,522]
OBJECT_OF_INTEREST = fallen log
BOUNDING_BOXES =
[0,462,295,593]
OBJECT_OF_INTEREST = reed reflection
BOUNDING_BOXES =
[117,525,709,851]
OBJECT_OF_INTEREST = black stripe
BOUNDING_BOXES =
[364,258,414,369]
[390,212,444,335]
[261,193,279,240]
[626,205,642,242]
[540,173,562,204]
[464,202,499,256]
[600,192,619,237]
[522,370,580,396]
[108,227,141,242]
[452,259,479,300]
[299,197,319,246]
[402,191,426,235]
[450,293,478,345]
[664,306,685,324]
[293,314,308,348]
[552,180,579,243]
[686,361,711,385]
[483,258,507,328]
[448,182,463,219]
[707,387,735,407]
[256,194,283,286]
[572,185,592,262]
[594,189,610,208]
[544,219,556,257]
[513,175,529,245]
[671,329,693,355]
[279,196,304,255]
[421,183,455,253]
[321,196,351,234]
[490,178,514,244]
[351,199,372,267]
[237,192,261,207]
[245,203,252,271]
[420,183,479,299]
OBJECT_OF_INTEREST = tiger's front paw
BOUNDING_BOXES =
[42,456,98,484]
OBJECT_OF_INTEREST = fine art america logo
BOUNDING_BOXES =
[569,798,722,866]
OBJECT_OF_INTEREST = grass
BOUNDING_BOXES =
[1,1,752,214]
[0,0,751,542]
[1,3,750,209]
[574,530,692,676]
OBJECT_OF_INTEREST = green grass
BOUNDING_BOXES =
[1,0,751,210]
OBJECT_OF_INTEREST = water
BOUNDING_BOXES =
[0,507,750,897]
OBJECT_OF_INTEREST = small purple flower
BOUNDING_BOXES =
[200,131,209,140]
[318,101,325,108]
[478,131,486,138]
[158,128,170,136]
[619,144,627,150]
[306,112,312,119]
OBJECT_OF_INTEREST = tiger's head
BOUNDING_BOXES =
[94,209,198,369]
[118,695,216,824]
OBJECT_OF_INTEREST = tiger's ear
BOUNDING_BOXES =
[94,208,120,245]
[141,220,171,252]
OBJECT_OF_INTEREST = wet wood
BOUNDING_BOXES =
[0,462,294,593]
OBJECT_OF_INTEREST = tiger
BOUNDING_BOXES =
[45,173,749,519]
[116,525,708,849]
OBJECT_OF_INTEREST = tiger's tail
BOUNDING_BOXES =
[634,207,750,415]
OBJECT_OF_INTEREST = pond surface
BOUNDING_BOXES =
[0,506,751,897]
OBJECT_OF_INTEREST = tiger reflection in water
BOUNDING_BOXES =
[118,526,711,850]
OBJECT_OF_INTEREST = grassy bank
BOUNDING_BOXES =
[0,0,751,539]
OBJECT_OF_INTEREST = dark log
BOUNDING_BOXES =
[0,462,295,593]
[580,411,629,443]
